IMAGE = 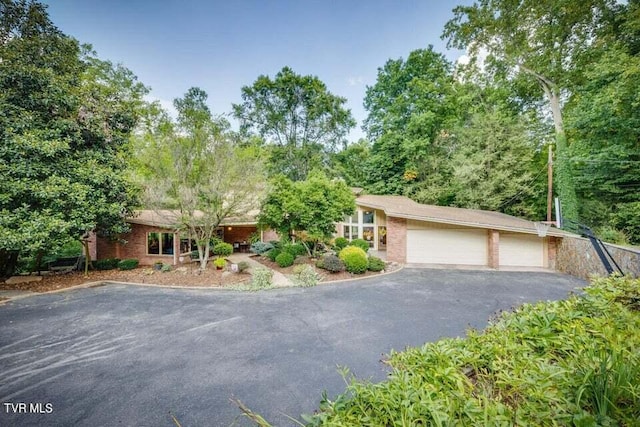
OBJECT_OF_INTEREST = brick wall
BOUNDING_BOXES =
[96,224,179,266]
[556,236,640,279]
[488,230,499,268]
[386,217,407,263]
[262,229,279,243]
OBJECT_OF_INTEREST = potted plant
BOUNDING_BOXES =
[213,257,227,270]
[153,261,163,271]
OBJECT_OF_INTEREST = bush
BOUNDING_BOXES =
[266,248,281,262]
[318,254,345,273]
[275,252,295,268]
[334,237,349,250]
[250,241,274,255]
[117,258,139,270]
[367,256,385,272]
[339,246,368,274]
[213,258,227,269]
[249,267,273,290]
[349,238,370,253]
[292,264,320,287]
[237,261,249,273]
[161,263,172,272]
[213,242,233,257]
[94,258,119,270]
[306,276,640,426]
[283,242,307,257]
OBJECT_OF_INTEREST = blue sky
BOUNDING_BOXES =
[42,1,470,141]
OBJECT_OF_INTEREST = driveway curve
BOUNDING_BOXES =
[0,269,584,426]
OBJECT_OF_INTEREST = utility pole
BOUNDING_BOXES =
[547,144,553,223]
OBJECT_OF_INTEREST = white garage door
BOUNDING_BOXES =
[499,234,544,267]
[406,228,488,265]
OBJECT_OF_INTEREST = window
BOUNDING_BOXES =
[147,232,175,255]
[341,209,376,245]
[363,211,374,224]
[180,235,197,254]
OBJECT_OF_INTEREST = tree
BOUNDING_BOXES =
[0,0,146,277]
[258,172,355,254]
[362,47,459,199]
[135,88,265,270]
[330,138,371,187]
[442,0,620,224]
[233,66,356,181]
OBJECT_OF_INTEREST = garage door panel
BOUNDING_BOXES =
[407,229,487,265]
[499,234,544,267]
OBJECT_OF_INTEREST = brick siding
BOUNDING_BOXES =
[386,216,407,263]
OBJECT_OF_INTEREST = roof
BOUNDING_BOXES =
[127,209,259,229]
[355,194,569,237]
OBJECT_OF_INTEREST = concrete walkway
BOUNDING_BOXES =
[228,253,292,287]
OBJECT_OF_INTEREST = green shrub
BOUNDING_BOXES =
[334,237,349,250]
[292,264,320,287]
[237,261,249,273]
[266,248,281,262]
[213,258,227,269]
[283,242,306,257]
[94,258,119,270]
[275,252,295,268]
[349,238,370,253]
[250,241,274,255]
[213,242,233,257]
[117,258,139,270]
[338,246,367,274]
[249,267,273,290]
[305,276,640,426]
[367,256,385,272]
[161,263,172,272]
[318,254,345,273]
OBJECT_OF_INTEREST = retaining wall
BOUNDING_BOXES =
[556,236,640,279]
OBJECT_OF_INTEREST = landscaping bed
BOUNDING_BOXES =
[0,263,250,293]
[252,254,400,282]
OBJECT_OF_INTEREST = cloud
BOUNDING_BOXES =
[347,76,365,87]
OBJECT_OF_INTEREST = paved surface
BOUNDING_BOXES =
[0,269,584,426]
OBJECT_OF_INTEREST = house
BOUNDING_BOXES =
[94,194,565,269]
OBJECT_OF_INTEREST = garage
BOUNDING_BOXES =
[406,221,488,265]
[499,233,545,267]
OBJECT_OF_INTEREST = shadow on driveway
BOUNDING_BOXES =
[0,269,584,426]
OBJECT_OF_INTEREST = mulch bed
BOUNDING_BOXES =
[0,263,250,293]
[252,254,400,282]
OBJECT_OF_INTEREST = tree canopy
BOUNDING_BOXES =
[233,66,356,181]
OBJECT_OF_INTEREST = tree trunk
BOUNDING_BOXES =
[0,249,19,279]
[81,239,91,277]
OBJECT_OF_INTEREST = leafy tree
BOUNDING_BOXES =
[442,0,621,224]
[330,138,371,187]
[0,0,146,277]
[233,66,356,181]
[258,171,355,255]
[135,88,265,270]
[362,47,459,199]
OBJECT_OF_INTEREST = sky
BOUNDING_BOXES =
[42,0,471,141]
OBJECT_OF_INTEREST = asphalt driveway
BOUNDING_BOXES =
[0,269,584,426]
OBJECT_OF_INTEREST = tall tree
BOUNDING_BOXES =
[363,47,459,200]
[0,0,146,277]
[136,88,265,269]
[233,66,355,181]
[443,0,619,224]
[330,138,371,187]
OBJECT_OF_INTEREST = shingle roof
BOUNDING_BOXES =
[356,194,568,237]
[128,209,259,229]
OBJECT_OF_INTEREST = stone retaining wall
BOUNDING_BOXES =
[556,236,640,279]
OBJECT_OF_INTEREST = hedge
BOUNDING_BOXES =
[338,246,367,274]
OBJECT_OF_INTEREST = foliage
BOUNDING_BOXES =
[94,258,120,271]
[0,1,146,277]
[338,246,368,274]
[258,171,355,243]
[367,256,385,272]
[233,66,355,181]
[134,87,265,270]
[212,242,233,257]
[213,257,227,269]
[348,239,370,253]
[291,264,320,288]
[317,254,345,273]
[283,243,306,258]
[250,241,274,255]
[249,267,273,290]
[595,226,629,246]
[304,276,640,426]
[236,261,249,273]
[266,249,281,262]
[117,259,139,270]
[275,252,295,268]
[333,237,348,251]
[329,139,371,187]
[160,263,171,273]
